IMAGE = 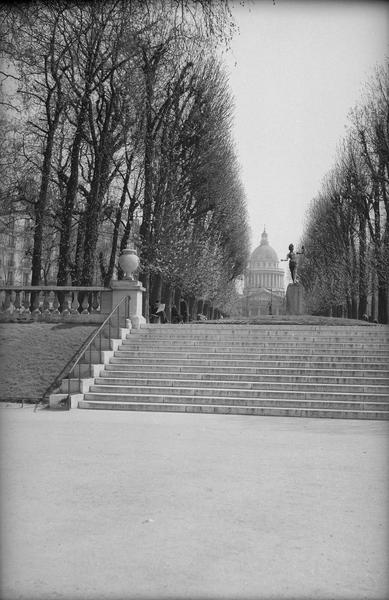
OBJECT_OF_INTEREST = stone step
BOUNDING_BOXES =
[79,396,389,418]
[122,340,389,352]
[105,358,389,377]
[115,349,389,361]
[138,325,389,335]
[140,323,386,331]
[127,328,389,339]
[130,342,388,351]
[135,335,389,345]
[83,392,389,410]
[88,385,389,402]
[110,356,389,369]
[101,369,389,386]
[105,359,389,377]
[96,376,389,393]
[76,322,389,419]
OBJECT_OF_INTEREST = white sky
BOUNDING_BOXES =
[223,0,389,274]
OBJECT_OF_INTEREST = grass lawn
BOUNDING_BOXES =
[0,322,98,403]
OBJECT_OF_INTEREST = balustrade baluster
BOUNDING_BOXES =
[23,291,31,314]
[3,289,12,312]
[9,290,16,314]
[14,290,22,313]
[61,290,72,315]
[42,291,51,314]
[56,290,65,314]
[81,293,89,314]
[0,289,6,312]
[31,290,41,315]
[52,291,60,314]
[92,291,100,313]
[71,291,79,314]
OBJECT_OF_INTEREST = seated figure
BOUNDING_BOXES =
[171,304,183,324]
[150,300,167,323]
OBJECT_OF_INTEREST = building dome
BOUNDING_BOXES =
[250,229,279,264]
[241,228,285,317]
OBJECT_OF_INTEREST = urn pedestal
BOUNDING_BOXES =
[111,280,146,329]
[110,247,145,328]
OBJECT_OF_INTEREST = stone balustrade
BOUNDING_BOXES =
[0,280,146,328]
[0,286,111,322]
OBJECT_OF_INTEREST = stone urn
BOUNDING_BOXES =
[118,245,139,280]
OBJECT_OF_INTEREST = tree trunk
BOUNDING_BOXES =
[57,95,88,285]
[351,296,358,320]
[188,295,196,322]
[151,273,163,305]
[141,271,151,322]
[358,213,368,319]
[370,288,376,321]
[81,98,114,285]
[373,197,388,323]
[103,171,130,286]
[162,281,173,322]
[138,60,156,315]
[80,153,111,285]
[71,212,86,285]
[346,296,352,319]
[31,123,57,286]
[349,235,358,319]
[377,278,388,324]
[174,287,181,308]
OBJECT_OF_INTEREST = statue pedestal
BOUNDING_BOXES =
[110,280,146,328]
[286,283,306,315]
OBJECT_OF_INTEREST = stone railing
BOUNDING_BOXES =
[0,280,146,327]
[0,286,110,322]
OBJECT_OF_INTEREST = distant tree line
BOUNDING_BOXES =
[299,64,389,324]
[0,0,250,320]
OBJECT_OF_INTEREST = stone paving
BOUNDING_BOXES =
[1,406,388,600]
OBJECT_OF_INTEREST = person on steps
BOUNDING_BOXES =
[179,297,188,323]
[150,300,167,323]
[171,304,183,324]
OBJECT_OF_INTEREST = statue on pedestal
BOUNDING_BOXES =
[281,242,306,315]
[281,243,304,284]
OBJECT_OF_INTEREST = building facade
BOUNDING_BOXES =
[0,215,34,286]
[241,228,285,316]
[0,210,139,287]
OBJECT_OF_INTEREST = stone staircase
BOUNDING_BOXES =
[78,323,389,419]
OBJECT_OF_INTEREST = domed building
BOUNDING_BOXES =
[242,228,285,316]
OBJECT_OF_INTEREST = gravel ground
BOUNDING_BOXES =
[0,407,388,600]
[0,323,98,402]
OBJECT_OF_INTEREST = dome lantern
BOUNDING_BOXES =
[260,227,269,246]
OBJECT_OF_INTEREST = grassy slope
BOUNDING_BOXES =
[0,322,98,402]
